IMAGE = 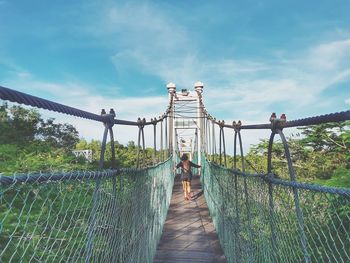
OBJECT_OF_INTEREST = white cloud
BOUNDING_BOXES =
[346,98,350,105]
[91,2,349,126]
[308,39,350,71]
[3,1,350,152]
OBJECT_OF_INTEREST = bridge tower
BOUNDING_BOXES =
[167,82,205,170]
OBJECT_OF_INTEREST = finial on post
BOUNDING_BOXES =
[270,112,276,122]
[109,108,116,117]
[194,81,204,93]
[166,82,176,94]
[280,114,286,121]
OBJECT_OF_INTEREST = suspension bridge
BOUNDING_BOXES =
[0,84,349,263]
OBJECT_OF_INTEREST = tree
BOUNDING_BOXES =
[0,104,79,151]
[0,103,41,146]
[0,104,84,174]
[245,121,350,186]
[299,121,350,155]
[38,118,79,151]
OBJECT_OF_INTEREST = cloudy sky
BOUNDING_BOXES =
[1,0,349,150]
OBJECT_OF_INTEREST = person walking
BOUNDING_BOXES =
[175,154,201,200]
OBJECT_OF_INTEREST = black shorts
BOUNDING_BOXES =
[181,173,192,182]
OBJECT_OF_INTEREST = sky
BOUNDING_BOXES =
[1,0,350,151]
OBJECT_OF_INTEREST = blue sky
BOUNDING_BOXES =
[1,0,350,148]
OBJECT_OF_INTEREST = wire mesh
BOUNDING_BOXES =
[0,158,174,263]
[201,156,350,263]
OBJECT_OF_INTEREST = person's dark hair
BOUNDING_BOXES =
[181,154,188,161]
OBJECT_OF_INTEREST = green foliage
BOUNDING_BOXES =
[38,118,79,150]
[75,139,165,169]
[0,103,41,145]
[0,104,85,174]
[314,167,350,188]
[244,121,350,187]
[299,121,350,154]
[0,103,166,174]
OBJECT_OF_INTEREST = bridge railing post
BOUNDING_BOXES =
[233,122,254,261]
[267,130,277,262]
[277,128,310,263]
[268,114,310,263]
[218,121,227,167]
[85,108,116,262]
[152,118,157,164]
[232,127,242,261]
[160,117,164,162]
[211,119,216,162]
[136,118,146,168]
[164,115,168,160]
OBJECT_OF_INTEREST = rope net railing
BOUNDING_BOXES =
[0,158,174,263]
[201,157,350,263]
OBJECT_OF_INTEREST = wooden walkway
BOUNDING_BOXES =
[154,174,227,263]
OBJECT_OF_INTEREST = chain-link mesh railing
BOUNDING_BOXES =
[0,158,174,263]
[201,157,350,263]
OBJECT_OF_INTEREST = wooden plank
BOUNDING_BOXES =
[154,174,227,263]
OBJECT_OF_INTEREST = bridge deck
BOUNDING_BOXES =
[154,174,227,263]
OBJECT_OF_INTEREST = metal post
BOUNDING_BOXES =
[278,129,309,263]
[136,119,142,168]
[165,116,168,159]
[197,96,202,167]
[212,121,216,162]
[195,82,204,167]
[108,124,117,197]
[222,125,227,167]
[171,104,175,160]
[267,131,277,261]
[219,124,226,166]
[167,82,176,158]
[237,129,253,261]
[234,161,241,262]
[207,117,211,159]
[109,128,116,169]
[219,125,222,165]
[168,110,172,157]
[85,109,111,262]
[233,131,241,261]
[99,126,109,168]
[152,119,157,164]
[141,119,146,167]
[108,110,119,262]
[141,120,146,167]
[234,131,238,169]
[160,118,164,162]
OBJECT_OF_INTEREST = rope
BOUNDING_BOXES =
[2,85,348,129]
[215,110,350,130]
[0,85,107,122]
[207,161,350,196]
[0,86,170,126]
